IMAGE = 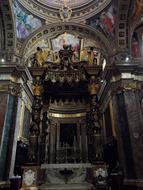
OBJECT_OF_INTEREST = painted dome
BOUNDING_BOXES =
[35,0,94,9]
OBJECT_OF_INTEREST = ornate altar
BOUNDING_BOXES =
[20,45,107,190]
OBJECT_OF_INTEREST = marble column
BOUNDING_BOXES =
[9,97,22,178]
[112,87,143,182]
[0,93,18,180]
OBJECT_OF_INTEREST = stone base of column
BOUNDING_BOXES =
[20,166,40,190]
[38,183,95,190]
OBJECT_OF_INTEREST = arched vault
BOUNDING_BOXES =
[21,22,116,61]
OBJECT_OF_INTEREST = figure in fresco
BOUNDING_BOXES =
[132,0,143,21]
[131,36,141,57]
[36,47,51,66]
[100,11,114,35]
[87,5,115,37]
[13,0,42,39]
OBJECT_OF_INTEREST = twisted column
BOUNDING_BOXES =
[28,76,43,164]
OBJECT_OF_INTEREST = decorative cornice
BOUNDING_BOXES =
[0,81,21,96]
[0,64,33,101]
[49,99,87,114]
[98,63,143,106]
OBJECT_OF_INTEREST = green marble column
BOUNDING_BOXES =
[112,87,143,188]
[0,94,18,180]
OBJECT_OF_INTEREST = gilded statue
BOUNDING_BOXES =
[36,47,50,66]
[88,49,94,65]
[88,76,99,95]
[80,49,89,62]
[80,47,97,65]
[32,83,43,96]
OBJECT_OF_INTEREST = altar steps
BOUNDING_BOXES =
[39,182,95,190]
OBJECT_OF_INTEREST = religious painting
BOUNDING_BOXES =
[131,32,141,58]
[87,4,116,38]
[51,33,81,60]
[26,38,50,62]
[51,33,80,51]
[22,107,31,141]
[13,0,42,39]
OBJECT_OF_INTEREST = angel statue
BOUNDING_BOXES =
[35,47,51,66]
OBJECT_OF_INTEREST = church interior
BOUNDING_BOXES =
[0,0,143,190]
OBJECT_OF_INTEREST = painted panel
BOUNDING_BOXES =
[87,4,116,39]
[12,0,42,39]
[51,33,80,52]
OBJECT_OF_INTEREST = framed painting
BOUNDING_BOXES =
[51,33,81,61]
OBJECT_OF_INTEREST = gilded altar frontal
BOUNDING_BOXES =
[0,0,143,190]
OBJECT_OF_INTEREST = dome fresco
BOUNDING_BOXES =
[15,0,112,22]
[35,0,94,9]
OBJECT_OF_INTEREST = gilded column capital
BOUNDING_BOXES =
[32,83,43,96]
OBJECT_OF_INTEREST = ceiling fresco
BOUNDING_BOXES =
[36,0,93,9]
[87,3,116,42]
[17,0,111,22]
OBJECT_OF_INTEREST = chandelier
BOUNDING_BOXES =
[45,45,86,84]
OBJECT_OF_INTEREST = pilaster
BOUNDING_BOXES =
[98,60,143,188]
[0,64,33,180]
